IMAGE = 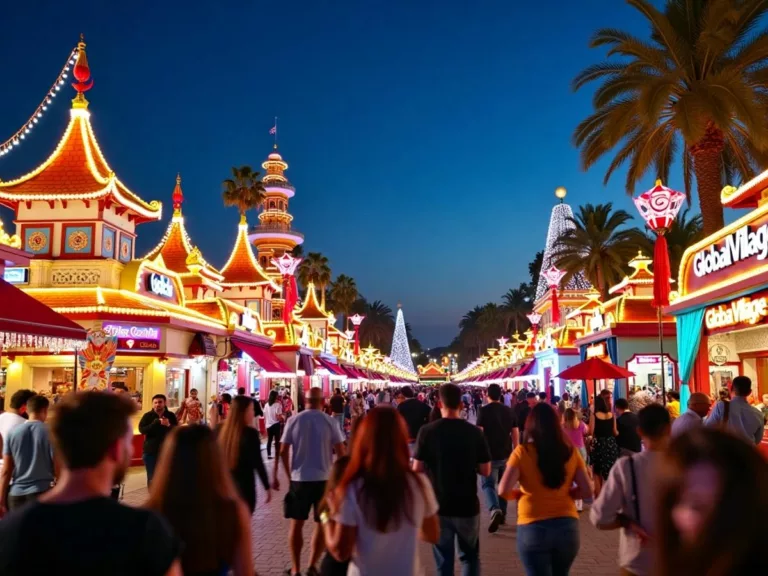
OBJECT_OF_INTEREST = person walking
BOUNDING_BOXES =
[589,394,619,497]
[237,386,263,419]
[671,392,711,438]
[179,388,204,425]
[218,395,271,515]
[0,392,181,576]
[138,394,178,486]
[322,407,440,575]
[705,375,765,445]
[349,392,365,431]
[413,383,491,576]
[591,404,671,576]
[515,392,537,440]
[499,403,592,576]
[397,385,432,455]
[615,398,642,457]
[476,383,518,532]
[0,395,54,516]
[148,425,253,576]
[562,407,588,512]
[655,427,768,576]
[273,387,346,576]
[264,390,284,460]
[0,390,35,456]
[329,388,346,437]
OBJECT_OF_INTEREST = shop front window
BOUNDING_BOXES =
[627,355,676,391]
[166,368,185,409]
[109,366,145,410]
[31,366,75,395]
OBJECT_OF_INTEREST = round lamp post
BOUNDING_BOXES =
[349,314,365,356]
[271,253,302,325]
[633,180,685,405]
[541,266,566,325]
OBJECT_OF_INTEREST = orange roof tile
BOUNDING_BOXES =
[295,283,330,320]
[186,300,227,323]
[0,106,161,220]
[219,217,275,287]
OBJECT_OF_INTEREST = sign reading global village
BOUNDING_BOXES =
[103,323,161,351]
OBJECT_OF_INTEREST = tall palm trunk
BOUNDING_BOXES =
[690,123,725,236]
[320,284,326,309]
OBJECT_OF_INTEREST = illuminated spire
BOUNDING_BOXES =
[172,173,184,214]
[71,34,93,109]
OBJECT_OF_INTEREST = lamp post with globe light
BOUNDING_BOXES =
[271,253,302,324]
[349,314,365,356]
[633,180,686,406]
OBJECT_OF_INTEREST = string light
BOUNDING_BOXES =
[0,47,78,158]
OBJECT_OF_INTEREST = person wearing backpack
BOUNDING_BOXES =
[590,404,671,576]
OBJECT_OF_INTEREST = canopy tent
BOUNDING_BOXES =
[231,338,293,377]
[556,357,635,407]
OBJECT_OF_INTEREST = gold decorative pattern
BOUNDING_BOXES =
[27,231,48,252]
[67,230,89,251]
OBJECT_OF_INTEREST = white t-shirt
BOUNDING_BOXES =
[264,402,283,428]
[0,412,26,457]
[337,473,438,576]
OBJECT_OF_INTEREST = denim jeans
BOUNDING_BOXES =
[333,413,345,435]
[480,459,508,515]
[517,517,580,576]
[143,452,158,487]
[433,515,480,576]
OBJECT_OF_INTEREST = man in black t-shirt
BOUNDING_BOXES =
[0,392,180,576]
[514,392,538,437]
[414,383,491,576]
[476,383,518,533]
[397,386,431,453]
[615,398,642,456]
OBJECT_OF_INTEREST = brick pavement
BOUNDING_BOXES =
[123,452,621,575]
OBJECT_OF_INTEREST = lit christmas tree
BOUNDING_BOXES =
[390,304,416,374]
[535,188,592,301]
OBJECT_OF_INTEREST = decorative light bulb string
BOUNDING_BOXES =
[0,47,78,158]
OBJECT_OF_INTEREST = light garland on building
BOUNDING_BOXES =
[0,47,78,158]
[390,305,416,374]
[0,331,84,353]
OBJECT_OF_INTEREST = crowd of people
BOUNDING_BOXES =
[0,377,766,575]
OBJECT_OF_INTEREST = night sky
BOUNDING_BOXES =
[0,1,675,347]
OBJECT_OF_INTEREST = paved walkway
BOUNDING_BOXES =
[123,457,620,575]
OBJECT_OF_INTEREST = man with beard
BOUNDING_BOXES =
[0,392,181,576]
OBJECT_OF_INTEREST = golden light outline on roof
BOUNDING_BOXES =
[219,215,277,289]
[295,282,331,320]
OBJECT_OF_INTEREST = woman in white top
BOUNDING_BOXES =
[322,406,440,575]
[263,389,283,459]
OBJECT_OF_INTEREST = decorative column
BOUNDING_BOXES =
[271,253,302,325]
[349,314,365,356]
[633,180,685,405]
[541,266,566,325]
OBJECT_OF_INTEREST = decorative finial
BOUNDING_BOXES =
[655,179,663,186]
[397,302,402,309]
[172,174,184,212]
[555,186,567,202]
[72,34,93,96]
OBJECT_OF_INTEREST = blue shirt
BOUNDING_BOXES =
[671,409,703,438]
[280,409,344,482]
[705,397,765,445]
[3,420,55,496]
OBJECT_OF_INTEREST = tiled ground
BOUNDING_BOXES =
[123,453,621,575]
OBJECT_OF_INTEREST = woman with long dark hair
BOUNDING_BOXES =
[656,427,768,576]
[321,406,440,575]
[588,394,618,496]
[499,403,592,576]
[218,395,271,514]
[264,389,283,459]
[147,426,253,576]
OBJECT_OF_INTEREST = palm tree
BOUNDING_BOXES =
[477,303,505,350]
[328,275,358,328]
[666,208,704,281]
[458,306,484,359]
[554,203,649,300]
[222,166,266,217]
[573,0,768,236]
[297,252,332,308]
[291,245,305,258]
[358,300,395,351]
[502,284,532,334]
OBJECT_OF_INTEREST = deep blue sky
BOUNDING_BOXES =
[0,0,677,347]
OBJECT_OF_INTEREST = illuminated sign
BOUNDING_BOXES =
[705,295,768,332]
[3,267,28,284]
[589,309,605,332]
[586,342,607,359]
[241,309,257,331]
[709,344,731,366]
[634,355,660,365]
[147,272,174,299]
[103,324,161,340]
[119,338,160,351]
[693,223,768,277]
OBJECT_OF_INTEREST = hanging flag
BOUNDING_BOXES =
[269,125,277,135]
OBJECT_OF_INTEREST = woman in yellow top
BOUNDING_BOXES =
[499,403,592,576]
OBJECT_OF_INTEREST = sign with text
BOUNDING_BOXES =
[3,267,29,284]
[633,355,660,365]
[103,324,161,352]
[704,292,768,334]
[117,338,160,351]
[586,342,607,359]
[147,272,175,299]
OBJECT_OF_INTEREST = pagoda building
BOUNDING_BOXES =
[143,175,224,299]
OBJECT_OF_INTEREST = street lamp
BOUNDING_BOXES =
[526,311,542,341]
[271,253,302,325]
[540,266,566,325]
[633,180,685,405]
[349,313,365,356]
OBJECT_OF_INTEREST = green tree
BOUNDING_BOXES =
[666,208,704,281]
[358,300,395,351]
[328,274,358,329]
[502,284,532,334]
[222,166,266,217]
[554,203,649,300]
[297,252,332,309]
[477,303,505,350]
[458,306,484,359]
[573,0,768,236]
[528,250,544,288]
[290,245,305,258]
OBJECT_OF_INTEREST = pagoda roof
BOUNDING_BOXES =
[143,177,222,285]
[219,216,276,288]
[608,251,655,295]
[0,105,161,223]
[418,361,447,377]
[295,283,331,320]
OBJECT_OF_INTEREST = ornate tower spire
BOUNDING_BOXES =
[71,34,93,108]
[172,173,184,214]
